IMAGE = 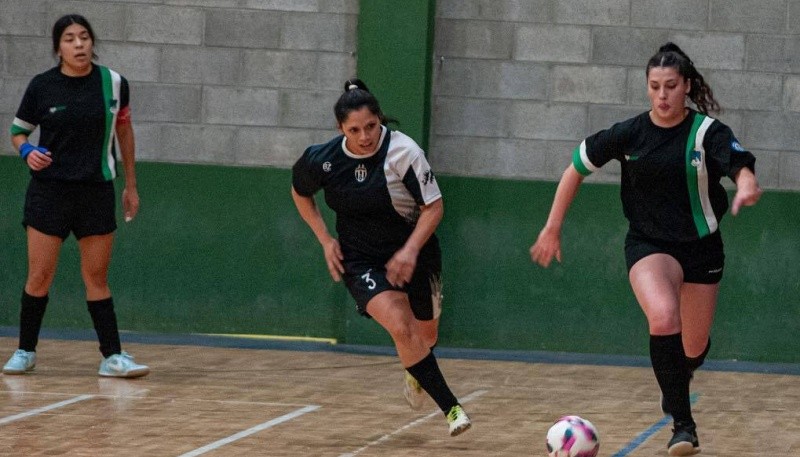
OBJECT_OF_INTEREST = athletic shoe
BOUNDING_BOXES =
[403,370,426,410]
[446,404,472,437]
[668,421,700,456]
[2,349,36,375]
[98,351,150,378]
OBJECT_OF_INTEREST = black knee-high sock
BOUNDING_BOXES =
[686,338,711,373]
[650,333,693,424]
[19,291,49,352]
[406,351,459,414]
[87,297,121,358]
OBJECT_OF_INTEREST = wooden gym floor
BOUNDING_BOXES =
[1,335,798,456]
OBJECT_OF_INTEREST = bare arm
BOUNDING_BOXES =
[291,186,344,282]
[386,198,444,287]
[529,164,585,267]
[731,167,762,216]
[116,121,139,222]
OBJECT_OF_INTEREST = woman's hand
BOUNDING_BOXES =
[122,186,140,222]
[323,238,345,282]
[25,149,53,171]
[530,226,562,268]
[731,168,762,216]
[386,246,418,288]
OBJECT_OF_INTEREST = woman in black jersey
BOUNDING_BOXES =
[3,14,148,378]
[530,43,761,456]
[291,79,471,437]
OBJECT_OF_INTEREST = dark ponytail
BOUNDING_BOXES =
[646,42,720,114]
[333,78,393,125]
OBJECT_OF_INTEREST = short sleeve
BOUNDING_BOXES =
[401,147,441,206]
[291,147,322,197]
[704,122,756,180]
[10,78,40,136]
[572,121,630,176]
[120,76,130,109]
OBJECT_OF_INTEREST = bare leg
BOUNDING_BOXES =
[78,234,114,300]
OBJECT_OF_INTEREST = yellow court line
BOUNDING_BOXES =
[198,333,337,345]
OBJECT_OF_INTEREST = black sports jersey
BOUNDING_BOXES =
[10,65,128,182]
[292,126,442,261]
[573,110,756,242]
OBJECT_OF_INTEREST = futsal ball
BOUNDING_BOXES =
[546,415,600,457]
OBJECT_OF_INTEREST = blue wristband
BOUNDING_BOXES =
[19,142,35,160]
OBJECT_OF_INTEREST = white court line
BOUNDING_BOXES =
[0,394,95,426]
[338,389,489,457]
[177,405,320,457]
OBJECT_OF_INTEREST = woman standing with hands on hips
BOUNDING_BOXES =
[530,43,761,456]
[3,14,149,378]
[291,79,471,436]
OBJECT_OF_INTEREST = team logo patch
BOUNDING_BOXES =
[422,169,435,185]
[731,140,745,153]
[690,150,702,168]
[354,164,367,182]
[322,161,332,172]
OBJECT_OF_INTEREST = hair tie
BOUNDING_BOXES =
[348,84,358,91]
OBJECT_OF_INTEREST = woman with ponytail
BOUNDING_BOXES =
[291,79,471,437]
[530,43,761,455]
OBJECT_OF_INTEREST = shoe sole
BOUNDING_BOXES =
[668,442,700,456]
[449,421,471,437]
[2,366,35,375]
[98,367,150,378]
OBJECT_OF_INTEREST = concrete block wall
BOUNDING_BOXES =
[2,0,798,190]
[431,0,800,190]
[0,0,358,168]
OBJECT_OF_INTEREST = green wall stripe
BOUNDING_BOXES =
[357,0,436,150]
[1,158,798,363]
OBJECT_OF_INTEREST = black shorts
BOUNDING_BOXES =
[23,178,117,240]
[624,229,725,284]
[343,249,443,321]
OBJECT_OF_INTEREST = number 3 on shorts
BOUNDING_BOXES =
[361,270,376,290]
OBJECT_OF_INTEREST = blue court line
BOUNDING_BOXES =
[610,393,699,457]
[1,326,798,376]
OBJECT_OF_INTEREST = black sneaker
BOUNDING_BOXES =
[668,421,700,456]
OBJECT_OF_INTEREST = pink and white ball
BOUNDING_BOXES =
[546,415,600,457]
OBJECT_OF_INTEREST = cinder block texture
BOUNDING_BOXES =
[2,0,798,190]
[709,0,786,33]
[432,0,798,189]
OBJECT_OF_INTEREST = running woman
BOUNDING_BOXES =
[3,14,149,378]
[530,42,762,456]
[291,79,471,436]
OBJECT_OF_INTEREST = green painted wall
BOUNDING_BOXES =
[357,0,436,149]
[1,157,798,363]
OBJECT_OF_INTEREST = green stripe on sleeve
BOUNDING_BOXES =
[572,143,593,176]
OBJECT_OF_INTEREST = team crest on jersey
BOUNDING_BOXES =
[690,150,702,168]
[354,164,367,182]
[322,161,332,172]
[731,140,745,153]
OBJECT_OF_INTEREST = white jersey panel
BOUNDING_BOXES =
[384,131,442,223]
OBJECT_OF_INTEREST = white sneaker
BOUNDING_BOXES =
[446,404,472,437]
[403,371,426,410]
[98,351,150,378]
[3,349,36,375]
